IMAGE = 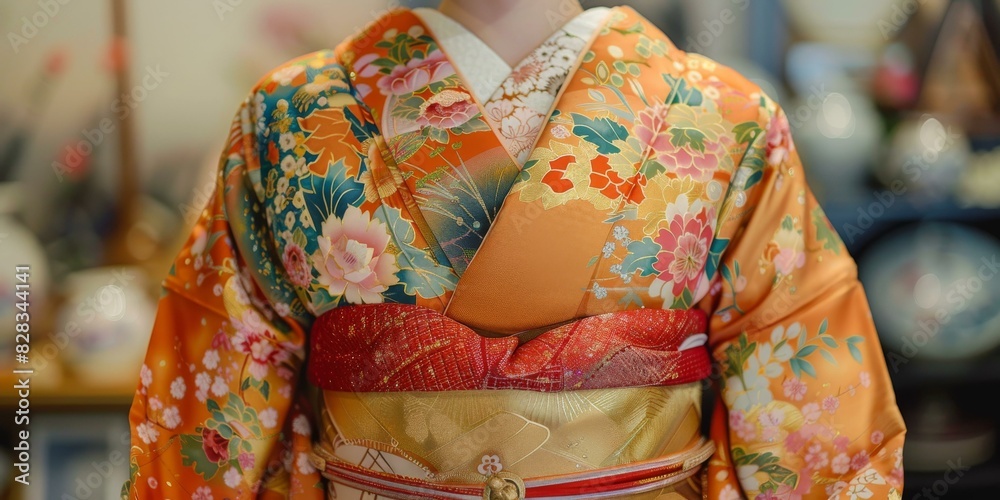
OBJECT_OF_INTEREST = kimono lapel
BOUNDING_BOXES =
[446,7,702,334]
[348,9,606,278]
[479,8,612,165]
[349,9,520,277]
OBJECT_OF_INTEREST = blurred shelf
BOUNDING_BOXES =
[0,376,134,411]
[824,194,1000,227]
[818,186,1000,253]
[906,455,1000,492]
[888,351,1000,388]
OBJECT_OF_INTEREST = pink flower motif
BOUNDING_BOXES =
[871,430,884,445]
[822,396,840,414]
[212,329,233,351]
[276,366,294,381]
[833,435,850,452]
[804,443,829,470]
[231,311,291,380]
[801,403,821,423]
[201,428,230,464]
[764,223,806,277]
[826,481,848,497]
[192,486,214,500]
[758,409,785,428]
[850,451,870,471]
[657,136,731,182]
[313,206,399,304]
[776,474,814,498]
[766,111,795,165]
[831,453,851,474]
[889,466,904,488]
[782,378,807,401]
[238,452,255,471]
[730,410,746,427]
[281,242,312,287]
[729,410,756,441]
[772,247,806,277]
[859,371,871,388]
[551,124,571,139]
[417,90,478,130]
[755,492,779,500]
[758,409,785,441]
[651,201,714,298]
[784,430,806,453]
[634,103,673,152]
[375,50,453,96]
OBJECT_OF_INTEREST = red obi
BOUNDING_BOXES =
[307,304,711,393]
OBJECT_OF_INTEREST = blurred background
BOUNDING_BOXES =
[1,0,999,497]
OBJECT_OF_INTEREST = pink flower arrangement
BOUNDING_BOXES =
[313,206,399,304]
[658,138,730,182]
[231,311,291,379]
[634,103,672,152]
[782,378,807,401]
[368,50,453,96]
[850,451,870,471]
[765,223,806,277]
[281,242,312,287]
[417,90,478,130]
[766,111,795,165]
[651,199,715,300]
[822,395,840,414]
[634,102,730,181]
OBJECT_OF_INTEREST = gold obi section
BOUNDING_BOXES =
[317,382,704,485]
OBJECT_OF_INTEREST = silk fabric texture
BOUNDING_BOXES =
[126,6,905,499]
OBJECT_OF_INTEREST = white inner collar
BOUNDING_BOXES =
[413,7,610,102]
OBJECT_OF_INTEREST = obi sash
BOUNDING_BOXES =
[307,306,713,499]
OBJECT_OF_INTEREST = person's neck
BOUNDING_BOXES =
[436,0,585,67]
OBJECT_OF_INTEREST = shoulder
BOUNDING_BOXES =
[608,7,777,127]
[672,48,777,129]
[247,49,354,118]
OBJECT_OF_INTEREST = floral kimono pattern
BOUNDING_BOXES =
[126,6,904,500]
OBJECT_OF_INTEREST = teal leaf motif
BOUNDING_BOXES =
[571,113,628,155]
[639,159,666,179]
[669,128,707,152]
[451,118,491,135]
[379,206,458,300]
[663,74,703,107]
[847,336,865,363]
[621,237,661,277]
[733,121,763,145]
[705,238,730,279]
[179,434,219,479]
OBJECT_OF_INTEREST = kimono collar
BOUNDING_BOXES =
[412,6,611,103]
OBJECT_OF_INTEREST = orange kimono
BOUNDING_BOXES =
[126,6,905,499]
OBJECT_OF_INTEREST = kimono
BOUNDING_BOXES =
[125,6,905,500]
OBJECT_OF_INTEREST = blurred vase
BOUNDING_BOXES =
[781,0,897,50]
[877,115,971,199]
[0,183,50,369]
[789,90,883,200]
[859,223,1000,361]
[56,266,155,386]
[956,147,1000,208]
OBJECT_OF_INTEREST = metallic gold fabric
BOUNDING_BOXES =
[319,384,704,497]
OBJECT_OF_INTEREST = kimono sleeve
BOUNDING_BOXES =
[703,101,906,499]
[124,99,324,499]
